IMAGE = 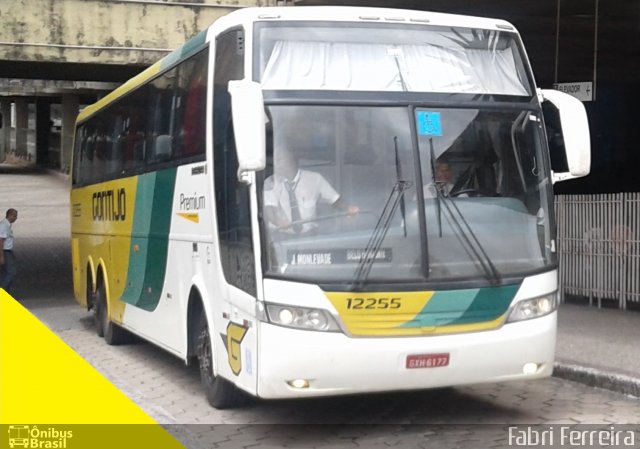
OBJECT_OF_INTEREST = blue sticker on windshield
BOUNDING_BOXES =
[416,111,443,136]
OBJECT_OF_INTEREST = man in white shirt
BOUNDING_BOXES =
[263,149,358,234]
[0,208,18,293]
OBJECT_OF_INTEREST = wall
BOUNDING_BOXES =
[0,0,275,66]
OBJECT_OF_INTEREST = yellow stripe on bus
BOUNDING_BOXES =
[177,212,200,223]
[70,177,139,324]
[325,291,508,337]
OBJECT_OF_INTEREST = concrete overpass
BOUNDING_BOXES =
[1,0,639,193]
[0,0,282,171]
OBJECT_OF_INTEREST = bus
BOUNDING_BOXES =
[70,6,590,409]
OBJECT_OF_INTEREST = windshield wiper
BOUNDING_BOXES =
[351,179,412,291]
[351,138,412,290]
[394,136,408,238]
[391,48,408,91]
[428,138,501,284]
[429,139,444,238]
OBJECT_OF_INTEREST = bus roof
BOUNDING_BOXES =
[76,5,518,124]
[217,6,517,33]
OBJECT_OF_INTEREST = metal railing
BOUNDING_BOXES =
[555,193,640,309]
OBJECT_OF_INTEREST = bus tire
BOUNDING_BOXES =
[95,281,130,346]
[92,283,105,338]
[196,313,244,409]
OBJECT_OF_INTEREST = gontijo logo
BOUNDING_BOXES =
[8,425,73,448]
[92,188,126,221]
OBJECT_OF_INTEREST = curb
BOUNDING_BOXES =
[553,361,640,398]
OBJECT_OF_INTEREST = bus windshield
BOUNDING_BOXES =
[258,105,555,285]
[255,21,552,286]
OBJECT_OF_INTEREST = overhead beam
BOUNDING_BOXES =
[0,0,255,66]
[0,79,119,97]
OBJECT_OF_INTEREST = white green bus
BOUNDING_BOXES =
[71,6,590,408]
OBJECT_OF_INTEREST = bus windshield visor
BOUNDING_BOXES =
[255,22,532,96]
[259,105,555,285]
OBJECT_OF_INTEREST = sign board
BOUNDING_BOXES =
[552,82,593,102]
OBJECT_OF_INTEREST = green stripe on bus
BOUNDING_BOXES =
[139,168,177,311]
[121,174,156,307]
[449,284,519,325]
[399,284,519,328]
[121,169,177,311]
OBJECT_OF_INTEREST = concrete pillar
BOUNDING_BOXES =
[36,99,52,166]
[61,94,79,173]
[14,98,28,160]
[0,99,11,163]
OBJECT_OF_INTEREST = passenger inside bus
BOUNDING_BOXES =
[263,148,359,235]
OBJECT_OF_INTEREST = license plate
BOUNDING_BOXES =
[406,353,450,369]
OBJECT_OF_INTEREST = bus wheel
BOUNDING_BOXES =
[196,313,244,409]
[95,281,130,345]
[93,283,105,338]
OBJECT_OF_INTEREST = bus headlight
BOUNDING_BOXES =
[265,304,341,332]
[507,293,558,323]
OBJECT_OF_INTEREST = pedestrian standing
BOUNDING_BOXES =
[0,208,18,294]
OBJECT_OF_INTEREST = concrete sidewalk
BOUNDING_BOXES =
[2,163,640,398]
[0,163,72,301]
[556,302,640,397]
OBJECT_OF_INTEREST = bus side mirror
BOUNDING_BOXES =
[228,79,266,183]
[539,89,591,183]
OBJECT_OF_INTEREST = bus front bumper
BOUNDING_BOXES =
[256,311,556,399]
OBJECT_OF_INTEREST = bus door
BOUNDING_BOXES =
[212,116,259,390]
[212,165,259,392]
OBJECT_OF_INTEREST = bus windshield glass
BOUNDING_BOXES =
[255,21,551,286]
[259,105,555,285]
[255,22,532,95]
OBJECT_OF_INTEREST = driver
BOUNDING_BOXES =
[424,161,456,198]
[263,148,359,234]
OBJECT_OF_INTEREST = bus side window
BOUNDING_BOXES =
[213,28,256,296]
[173,50,208,160]
[107,113,123,177]
[73,125,89,185]
[149,67,177,163]
[119,88,149,173]
[92,116,111,182]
